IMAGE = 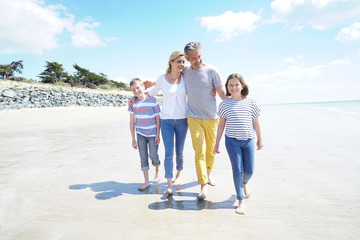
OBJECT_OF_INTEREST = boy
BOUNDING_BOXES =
[128,78,161,191]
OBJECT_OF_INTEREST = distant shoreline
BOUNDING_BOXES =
[0,79,133,97]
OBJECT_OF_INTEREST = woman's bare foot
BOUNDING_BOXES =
[207,172,216,186]
[173,177,182,186]
[173,170,182,186]
[235,200,245,215]
[138,183,150,191]
[244,184,251,199]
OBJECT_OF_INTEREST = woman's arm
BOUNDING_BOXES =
[155,115,161,145]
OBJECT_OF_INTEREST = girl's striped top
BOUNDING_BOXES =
[128,96,161,137]
[217,98,260,140]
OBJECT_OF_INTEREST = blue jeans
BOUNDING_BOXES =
[137,133,160,171]
[161,118,188,179]
[225,136,255,200]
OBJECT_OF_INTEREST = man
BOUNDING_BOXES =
[183,42,227,200]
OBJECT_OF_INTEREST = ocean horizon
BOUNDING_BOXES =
[261,99,360,116]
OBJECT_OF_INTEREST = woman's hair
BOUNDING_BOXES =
[225,73,249,97]
[166,51,186,73]
[184,41,202,57]
[129,78,144,87]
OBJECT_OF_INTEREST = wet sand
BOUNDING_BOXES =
[0,105,359,240]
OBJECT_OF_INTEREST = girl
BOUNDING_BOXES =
[214,73,263,215]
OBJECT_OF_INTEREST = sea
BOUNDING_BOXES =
[264,100,360,116]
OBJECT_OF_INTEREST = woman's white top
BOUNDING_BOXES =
[149,74,187,119]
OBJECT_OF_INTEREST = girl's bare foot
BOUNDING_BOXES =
[164,188,173,195]
[235,200,245,215]
[244,184,251,199]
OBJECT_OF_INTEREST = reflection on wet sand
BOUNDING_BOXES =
[149,194,237,211]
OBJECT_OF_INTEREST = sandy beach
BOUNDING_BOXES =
[0,104,359,240]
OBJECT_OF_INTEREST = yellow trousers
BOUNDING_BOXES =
[187,117,219,184]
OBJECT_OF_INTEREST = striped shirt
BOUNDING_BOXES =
[128,96,161,137]
[217,98,260,140]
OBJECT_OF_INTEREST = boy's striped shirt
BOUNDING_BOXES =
[128,96,161,137]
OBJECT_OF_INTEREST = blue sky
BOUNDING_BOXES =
[1,0,360,104]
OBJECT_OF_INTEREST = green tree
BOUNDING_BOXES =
[0,61,23,79]
[39,61,67,83]
[72,64,108,87]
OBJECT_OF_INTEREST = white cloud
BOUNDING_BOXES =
[0,0,108,55]
[270,0,360,31]
[251,58,354,104]
[335,22,360,41]
[283,54,303,63]
[271,0,305,14]
[271,0,342,14]
[70,22,105,47]
[199,10,261,42]
[253,58,348,83]
[283,57,296,63]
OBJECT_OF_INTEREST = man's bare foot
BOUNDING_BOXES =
[138,183,150,191]
[173,177,182,186]
[164,188,173,195]
[207,172,216,186]
[197,184,208,200]
[244,184,251,199]
[235,200,245,215]
[154,171,161,183]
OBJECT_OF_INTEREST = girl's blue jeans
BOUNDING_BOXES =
[225,136,255,200]
[161,118,188,179]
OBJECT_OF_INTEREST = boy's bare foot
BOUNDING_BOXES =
[235,200,245,215]
[173,177,182,186]
[154,171,161,183]
[207,172,216,186]
[138,183,150,191]
[164,188,173,195]
[244,184,251,199]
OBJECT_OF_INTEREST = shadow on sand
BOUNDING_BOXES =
[69,181,198,200]
[69,181,237,211]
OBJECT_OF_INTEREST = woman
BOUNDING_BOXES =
[148,51,188,195]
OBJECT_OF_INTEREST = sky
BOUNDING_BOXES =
[1,0,360,104]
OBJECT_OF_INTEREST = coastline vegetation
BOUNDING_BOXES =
[0,60,131,92]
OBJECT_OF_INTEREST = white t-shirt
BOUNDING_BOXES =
[149,74,187,119]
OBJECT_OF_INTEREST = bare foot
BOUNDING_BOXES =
[138,183,150,191]
[197,184,208,200]
[244,184,251,199]
[154,170,161,183]
[164,188,173,195]
[207,172,216,186]
[173,177,182,186]
[235,200,245,215]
